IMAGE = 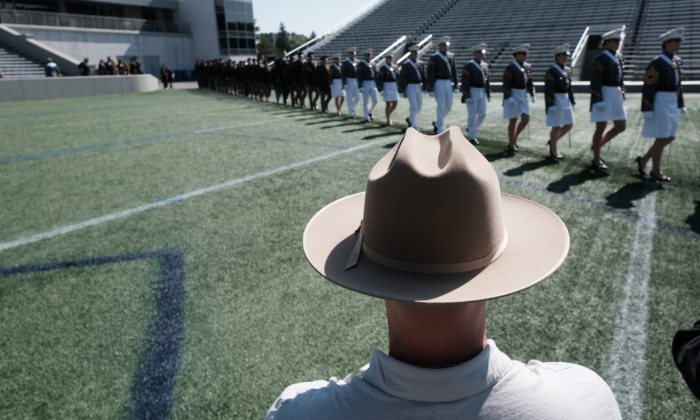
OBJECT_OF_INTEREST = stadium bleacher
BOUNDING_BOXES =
[0,40,45,78]
[308,0,697,82]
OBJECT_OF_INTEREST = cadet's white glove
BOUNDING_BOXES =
[343,85,347,90]
[453,88,460,94]
[428,92,435,97]
[644,111,654,119]
[594,101,606,109]
[679,107,688,116]
[359,87,364,93]
[548,107,557,114]
[487,96,491,102]
[399,93,407,98]
[507,97,516,105]
[531,96,536,104]
[464,97,473,104]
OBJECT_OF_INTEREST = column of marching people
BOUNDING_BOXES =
[192,26,688,181]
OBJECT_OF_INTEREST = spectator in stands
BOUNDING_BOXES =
[398,45,426,130]
[590,28,627,170]
[376,53,399,126]
[266,127,622,420]
[460,43,491,144]
[106,57,118,75]
[118,59,130,75]
[97,59,107,75]
[316,56,331,113]
[428,36,459,135]
[130,57,143,75]
[502,44,535,152]
[637,27,687,182]
[160,65,168,88]
[78,58,91,76]
[341,47,361,118]
[358,48,379,122]
[45,58,60,77]
[329,53,345,115]
[166,66,175,89]
[544,44,576,160]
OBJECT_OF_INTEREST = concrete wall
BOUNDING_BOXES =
[0,74,160,101]
[0,24,81,76]
[5,24,195,74]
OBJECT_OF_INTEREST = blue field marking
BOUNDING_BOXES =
[0,250,186,420]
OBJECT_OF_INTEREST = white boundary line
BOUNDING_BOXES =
[607,187,657,419]
[0,137,398,253]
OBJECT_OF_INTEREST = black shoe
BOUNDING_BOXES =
[432,121,438,134]
[507,144,518,152]
[406,117,411,127]
[650,171,671,182]
[469,138,479,145]
[592,159,608,170]
[369,113,373,121]
[635,156,646,175]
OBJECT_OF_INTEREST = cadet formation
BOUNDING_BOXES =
[193,27,687,181]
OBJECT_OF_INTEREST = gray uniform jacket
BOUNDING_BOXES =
[341,58,358,86]
[426,51,458,91]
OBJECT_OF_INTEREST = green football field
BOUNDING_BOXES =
[1,88,698,419]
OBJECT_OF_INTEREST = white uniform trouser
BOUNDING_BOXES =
[362,80,379,119]
[466,87,487,140]
[345,78,361,117]
[433,79,453,133]
[406,84,423,128]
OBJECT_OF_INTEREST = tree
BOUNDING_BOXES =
[257,33,278,58]
[275,22,290,51]
[310,30,316,39]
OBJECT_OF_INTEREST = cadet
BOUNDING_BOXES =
[427,36,459,134]
[461,43,491,145]
[544,44,576,160]
[316,56,332,113]
[590,28,627,170]
[502,44,535,151]
[637,28,687,182]
[377,53,399,126]
[293,52,306,107]
[341,47,361,118]
[330,53,346,115]
[274,50,290,105]
[304,52,319,110]
[358,48,379,122]
[398,45,427,130]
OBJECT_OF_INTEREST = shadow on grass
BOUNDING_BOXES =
[306,120,338,125]
[364,132,401,140]
[546,167,610,193]
[343,126,379,133]
[503,157,558,177]
[685,200,700,234]
[604,180,663,210]
[320,122,358,130]
[482,149,516,163]
[383,142,399,149]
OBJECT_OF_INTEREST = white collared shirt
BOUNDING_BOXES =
[513,60,527,83]
[265,340,621,419]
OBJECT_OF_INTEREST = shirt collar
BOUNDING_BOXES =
[362,340,511,402]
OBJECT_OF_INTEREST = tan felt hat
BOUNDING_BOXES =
[303,127,569,303]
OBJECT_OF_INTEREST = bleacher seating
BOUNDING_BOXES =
[624,0,699,81]
[0,41,45,78]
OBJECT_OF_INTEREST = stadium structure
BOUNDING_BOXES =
[297,0,697,81]
[0,0,257,78]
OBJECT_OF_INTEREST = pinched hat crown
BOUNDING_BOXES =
[359,127,506,272]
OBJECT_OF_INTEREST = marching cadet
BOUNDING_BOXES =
[427,36,459,134]
[330,53,346,115]
[341,47,361,118]
[261,59,272,102]
[286,55,297,106]
[377,53,399,126]
[358,48,379,122]
[637,28,687,182]
[544,44,576,159]
[503,44,535,151]
[590,28,627,170]
[398,45,427,130]
[316,56,332,113]
[274,50,290,105]
[461,43,491,145]
[293,52,307,107]
[304,52,319,110]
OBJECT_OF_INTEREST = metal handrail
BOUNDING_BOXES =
[570,26,590,68]
[371,35,407,64]
[397,34,432,64]
[0,9,189,34]
[286,0,388,57]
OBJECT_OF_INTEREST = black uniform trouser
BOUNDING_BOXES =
[307,83,319,108]
[319,88,331,111]
[278,82,289,103]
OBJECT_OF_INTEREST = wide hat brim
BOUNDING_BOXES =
[303,192,569,303]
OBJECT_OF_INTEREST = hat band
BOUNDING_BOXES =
[361,230,508,274]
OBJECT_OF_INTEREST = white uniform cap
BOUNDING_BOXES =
[333,53,342,59]
[470,43,487,53]
[552,43,570,55]
[408,44,419,52]
[601,28,624,41]
[659,27,684,42]
[364,48,373,55]
[512,44,530,54]
[439,36,451,45]
[348,47,357,53]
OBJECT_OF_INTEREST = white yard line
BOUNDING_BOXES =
[607,187,657,420]
[0,137,398,253]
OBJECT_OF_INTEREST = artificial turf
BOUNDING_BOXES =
[0,88,699,419]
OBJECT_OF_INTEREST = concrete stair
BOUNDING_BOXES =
[0,41,46,78]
